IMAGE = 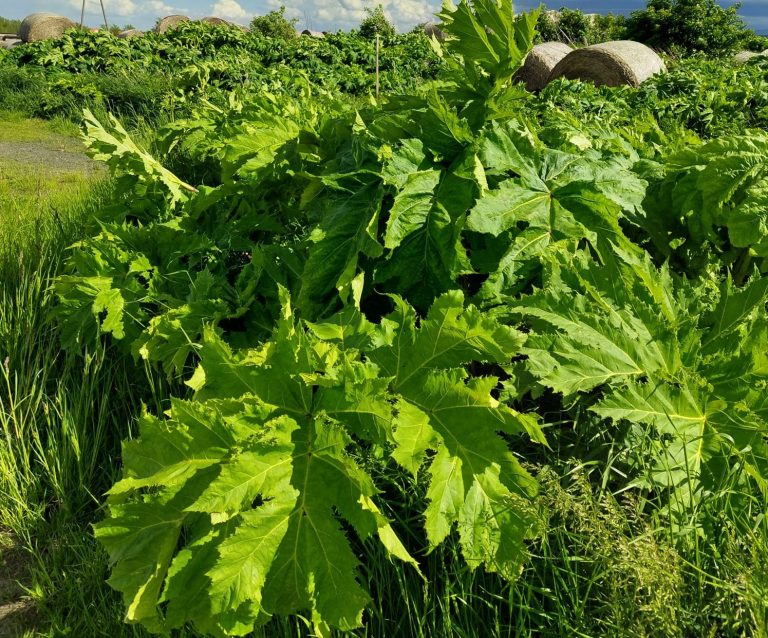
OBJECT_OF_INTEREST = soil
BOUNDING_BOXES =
[0,534,34,638]
[0,140,99,174]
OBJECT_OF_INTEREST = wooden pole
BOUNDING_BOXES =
[375,32,380,101]
[79,0,86,29]
[99,0,109,31]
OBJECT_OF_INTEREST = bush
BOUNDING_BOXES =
[534,6,626,45]
[359,5,396,40]
[591,13,627,42]
[535,9,560,42]
[249,6,297,40]
[742,32,768,52]
[557,8,592,45]
[625,0,751,56]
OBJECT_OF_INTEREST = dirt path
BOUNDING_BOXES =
[0,140,98,174]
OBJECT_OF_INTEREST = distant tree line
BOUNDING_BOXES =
[249,5,398,42]
[0,16,21,33]
[6,0,766,57]
[247,0,768,57]
[535,0,768,56]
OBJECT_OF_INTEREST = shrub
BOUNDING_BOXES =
[625,0,751,56]
[534,6,626,46]
[359,5,396,40]
[249,6,297,40]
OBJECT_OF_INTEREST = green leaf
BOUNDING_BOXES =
[511,249,681,396]
[83,109,197,209]
[370,291,525,389]
[409,371,539,576]
[593,379,768,508]
[516,245,768,522]
[384,168,442,249]
[299,177,384,317]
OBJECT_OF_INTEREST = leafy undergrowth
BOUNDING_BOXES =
[1,1,767,637]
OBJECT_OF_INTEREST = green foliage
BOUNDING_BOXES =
[534,57,768,142]
[0,15,21,33]
[359,5,397,41]
[97,290,542,634]
[626,0,752,56]
[23,0,768,635]
[249,7,298,40]
[511,247,768,525]
[0,22,441,126]
[533,7,626,45]
[643,133,768,276]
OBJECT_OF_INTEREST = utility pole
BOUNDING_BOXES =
[100,0,109,31]
[79,0,110,30]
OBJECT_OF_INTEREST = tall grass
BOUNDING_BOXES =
[0,66,177,129]
[0,16,20,33]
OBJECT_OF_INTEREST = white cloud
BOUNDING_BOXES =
[284,0,438,31]
[211,0,252,21]
[58,0,180,19]
[109,0,139,16]
[145,0,175,14]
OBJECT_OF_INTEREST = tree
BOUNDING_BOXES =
[534,6,626,46]
[625,0,751,56]
[591,13,626,43]
[557,8,592,45]
[0,16,21,33]
[249,6,298,40]
[534,9,560,43]
[359,5,396,40]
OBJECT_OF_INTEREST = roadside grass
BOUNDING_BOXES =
[0,116,765,638]
[0,113,80,141]
[0,114,97,253]
[0,116,129,637]
[0,67,177,128]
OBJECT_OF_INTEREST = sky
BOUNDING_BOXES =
[0,0,766,35]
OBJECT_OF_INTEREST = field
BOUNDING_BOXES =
[1,3,767,637]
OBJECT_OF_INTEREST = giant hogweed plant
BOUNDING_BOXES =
[507,246,768,528]
[96,286,545,634]
[51,0,768,634]
[57,1,554,634]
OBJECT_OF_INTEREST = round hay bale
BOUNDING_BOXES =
[19,13,76,43]
[154,15,190,34]
[200,16,230,26]
[118,29,144,39]
[549,40,665,88]
[300,29,324,38]
[515,42,572,92]
[423,22,445,41]
[733,50,760,65]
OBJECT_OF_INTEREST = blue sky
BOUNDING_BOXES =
[1,0,766,35]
